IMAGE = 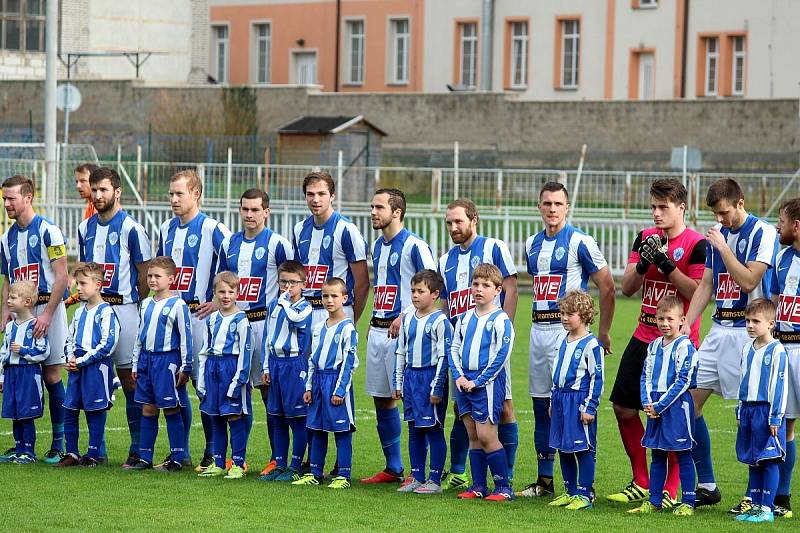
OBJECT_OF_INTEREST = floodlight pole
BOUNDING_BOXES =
[44,0,58,207]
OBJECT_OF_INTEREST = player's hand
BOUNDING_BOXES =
[195,301,219,320]
[388,316,402,339]
[67,358,78,372]
[430,395,441,405]
[770,425,778,437]
[679,323,691,336]
[705,226,727,251]
[176,371,190,387]
[455,376,470,392]
[392,390,402,400]
[33,310,53,338]
[580,412,595,425]
[303,391,312,404]
[9,342,21,353]
[463,380,476,393]
[598,332,613,355]
[1,310,11,328]
[331,395,343,406]
[262,373,271,386]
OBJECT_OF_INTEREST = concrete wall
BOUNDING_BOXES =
[0,81,797,171]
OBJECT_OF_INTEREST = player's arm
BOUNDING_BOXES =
[131,308,145,375]
[19,332,49,363]
[177,302,193,376]
[653,343,696,414]
[768,347,789,428]
[501,275,518,321]
[135,261,150,301]
[590,267,615,353]
[581,343,604,416]
[682,268,713,332]
[76,309,119,367]
[473,317,513,388]
[448,317,465,380]
[35,255,68,337]
[393,318,407,394]
[196,321,212,396]
[0,275,10,326]
[280,299,312,324]
[431,318,452,399]
[621,232,648,297]
[228,321,253,397]
[350,260,369,322]
[707,225,771,293]
[334,328,359,397]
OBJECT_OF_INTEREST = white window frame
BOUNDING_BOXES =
[704,37,718,96]
[561,19,580,89]
[212,24,229,84]
[389,17,410,85]
[732,35,745,96]
[510,21,528,89]
[345,19,365,85]
[253,22,271,84]
[460,22,478,88]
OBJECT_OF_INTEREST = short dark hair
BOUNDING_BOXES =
[89,167,122,190]
[277,260,306,279]
[148,256,177,276]
[74,163,99,175]
[2,174,35,197]
[650,178,687,205]
[240,188,269,209]
[303,171,336,195]
[447,198,478,221]
[539,182,569,202]
[374,188,407,220]
[411,269,444,295]
[780,198,800,222]
[706,178,744,207]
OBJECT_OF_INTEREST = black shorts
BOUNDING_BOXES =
[609,337,649,410]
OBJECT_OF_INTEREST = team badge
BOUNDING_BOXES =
[299,371,307,380]
[28,234,39,248]
[162,306,171,316]
[555,247,565,261]
[458,272,468,284]
[673,247,684,261]
[187,234,199,248]
[108,232,119,246]
[764,353,772,365]
[470,256,480,269]
[323,236,332,249]
[485,321,493,331]
[390,252,399,266]
[595,363,603,373]
[95,314,102,324]
[503,336,510,344]
[425,323,432,333]
[738,239,746,254]
[230,323,237,333]
[573,348,583,360]
[255,247,266,260]
[334,333,341,343]
[26,329,32,339]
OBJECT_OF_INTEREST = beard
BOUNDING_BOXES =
[93,198,117,214]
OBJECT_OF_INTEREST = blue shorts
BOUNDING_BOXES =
[402,366,447,428]
[549,388,597,453]
[1,365,43,420]
[455,369,505,425]
[134,350,188,409]
[64,357,116,412]
[199,355,252,417]
[642,390,695,451]
[267,357,308,418]
[736,402,787,466]
[306,369,355,433]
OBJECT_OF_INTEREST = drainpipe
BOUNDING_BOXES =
[480,0,494,91]
[681,0,689,97]
[335,0,341,92]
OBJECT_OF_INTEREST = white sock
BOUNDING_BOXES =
[698,482,717,491]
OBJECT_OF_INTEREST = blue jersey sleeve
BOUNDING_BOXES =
[341,224,367,263]
[393,317,408,392]
[228,319,253,396]
[177,302,193,373]
[473,315,513,388]
[769,345,789,426]
[431,317,452,397]
[653,340,697,414]
[491,241,516,278]
[448,316,465,379]
[704,241,713,269]
[334,325,359,397]
[581,342,604,416]
[128,223,151,265]
[76,307,120,367]
[640,341,655,408]
[576,238,605,275]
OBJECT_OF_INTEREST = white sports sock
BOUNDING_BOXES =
[698,482,717,491]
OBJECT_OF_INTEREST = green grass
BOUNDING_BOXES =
[0,296,797,532]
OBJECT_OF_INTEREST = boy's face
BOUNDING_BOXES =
[650,196,684,230]
[656,307,685,338]
[75,273,102,301]
[147,266,175,293]
[746,311,775,339]
[6,291,29,313]
[410,282,438,310]
[278,271,305,300]
[471,276,501,306]
[322,285,347,312]
[560,310,583,333]
[215,282,239,309]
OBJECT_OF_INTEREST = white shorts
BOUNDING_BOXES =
[365,326,398,398]
[784,344,800,420]
[249,318,266,387]
[35,301,68,366]
[695,324,750,400]
[310,306,355,332]
[528,322,564,398]
[109,303,139,369]
[189,314,207,381]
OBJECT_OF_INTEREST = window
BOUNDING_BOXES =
[346,19,365,84]
[459,22,478,88]
[561,19,580,88]
[294,51,317,85]
[637,52,654,99]
[510,21,528,88]
[254,23,270,84]
[212,25,229,84]
[638,0,657,7]
[390,18,409,84]
[731,35,745,96]
[1,0,45,52]
[704,37,718,96]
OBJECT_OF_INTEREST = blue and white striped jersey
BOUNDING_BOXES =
[197,309,252,397]
[372,228,436,319]
[707,215,778,327]
[641,335,697,414]
[306,318,359,398]
[738,339,788,426]
[65,302,119,367]
[0,214,68,297]
[449,308,514,388]
[438,235,517,321]
[132,295,193,373]
[78,210,152,304]
[525,225,606,314]
[0,317,49,367]
[217,227,293,311]
[157,212,231,304]
[394,309,452,397]
[771,246,800,335]
[292,212,367,304]
[552,332,604,416]
[263,295,313,367]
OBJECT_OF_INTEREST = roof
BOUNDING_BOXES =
[277,115,387,136]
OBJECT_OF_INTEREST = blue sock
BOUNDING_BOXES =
[21,419,36,455]
[486,448,510,489]
[334,431,353,479]
[64,409,80,457]
[229,416,247,467]
[45,380,65,452]
[266,412,276,461]
[426,426,447,484]
[211,415,228,468]
[559,451,578,496]
[179,396,193,461]
[762,462,780,511]
[408,423,427,482]
[449,418,469,475]
[85,410,107,459]
[677,450,696,506]
[376,407,403,473]
[649,450,668,507]
[288,416,308,471]
[749,466,763,506]
[692,415,716,485]
[201,411,214,456]
[778,438,796,495]
[123,388,142,456]
[272,415,290,468]
[309,430,328,478]
[498,421,519,481]
[12,420,23,453]
[165,411,185,464]
[576,450,595,498]
[139,414,159,464]
[468,448,488,490]
[533,398,555,479]
[99,436,107,458]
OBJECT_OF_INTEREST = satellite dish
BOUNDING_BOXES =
[56,83,82,112]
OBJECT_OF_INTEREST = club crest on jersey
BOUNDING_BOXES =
[554,247,565,261]
[26,329,32,339]
[738,239,746,254]
[764,353,772,365]
[255,247,266,260]
[470,256,481,269]
[108,232,119,246]
[28,234,38,248]
[229,322,237,333]
[322,235,332,249]
[425,323,432,333]
[596,363,603,373]
[390,252,399,266]
[162,306,172,316]
[485,321,493,331]
[673,247,684,261]
[187,234,199,248]
[573,348,583,360]
[334,333,341,343]
[503,336,510,344]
